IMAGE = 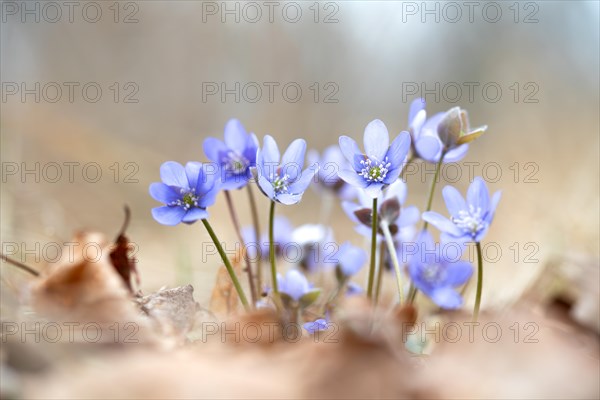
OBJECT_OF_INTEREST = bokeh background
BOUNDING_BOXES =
[1,0,598,309]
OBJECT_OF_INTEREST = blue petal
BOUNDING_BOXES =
[384,131,411,173]
[337,242,367,276]
[338,169,368,189]
[160,161,188,189]
[198,184,220,208]
[410,109,427,139]
[383,166,402,185]
[223,119,248,153]
[262,135,280,164]
[281,139,306,181]
[341,201,361,224]
[243,133,259,165]
[422,211,462,236]
[220,174,248,190]
[149,182,179,204]
[257,175,275,200]
[415,136,443,163]
[363,182,385,198]
[363,119,390,160]
[431,287,463,309]
[408,98,426,125]
[442,185,467,218]
[151,206,185,226]
[338,136,362,164]
[182,208,208,223]
[488,191,502,221]
[203,138,228,164]
[288,163,318,194]
[444,261,473,286]
[397,205,420,228]
[384,180,407,205]
[185,162,203,190]
[196,163,218,195]
[443,144,469,163]
[354,224,373,238]
[440,232,471,247]
[467,177,490,213]
[281,270,309,301]
[276,193,302,205]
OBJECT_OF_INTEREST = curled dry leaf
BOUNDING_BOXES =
[28,231,144,328]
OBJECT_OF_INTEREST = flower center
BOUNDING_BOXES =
[359,157,391,183]
[170,189,199,210]
[270,173,289,194]
[451,205,487,237]
[224,151,249,174]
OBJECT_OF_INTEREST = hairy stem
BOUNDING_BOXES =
[224,190,257,305]
[422,158,444,231]
[269,200,278,295]
[473,241,484,322]
[381,221,404,305]
[374,241,385,306]
[246,184,262,294]
[0,254,39,277]
[201,219,250,312]
[366,198,378,299]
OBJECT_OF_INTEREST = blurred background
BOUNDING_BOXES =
[1,0,598,308]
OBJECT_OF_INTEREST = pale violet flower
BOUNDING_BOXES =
[338,119,411,198]
[203,119,258,190]
[255,135,319,205]
[423,177,501,244]
[149,161,220,225]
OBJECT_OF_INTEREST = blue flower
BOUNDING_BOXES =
[149,161,220,225]
[342,179,420,239]
[203,119,259,190]
[335,242,367,277]
[277,269,319,303]
[423,177,501,244]
[307,145,357,200]
[407,231,473,309]
[338,119,411,197]
[303,318,329,334]
[241,216,293,260]
[255,135,319,205]
[411,105,487,164]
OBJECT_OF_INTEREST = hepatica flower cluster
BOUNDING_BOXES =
[150,101,501,333]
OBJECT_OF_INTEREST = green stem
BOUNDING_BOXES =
[246,185,262,294]
[380,221,404,305]
[201,219,250,312]
[366,198,378,300]
[473,241,484,322]
[374,241,385,307]
[269,201,278,295]
[224,190,257,305]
